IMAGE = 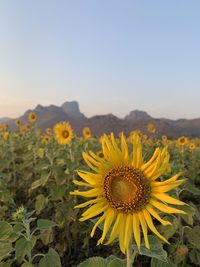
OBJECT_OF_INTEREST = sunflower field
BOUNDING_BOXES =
[0,115,200,267]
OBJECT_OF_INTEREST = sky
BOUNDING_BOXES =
[0,0,200,120]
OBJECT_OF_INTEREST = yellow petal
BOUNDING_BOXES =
[106,212,122,245]
[124,213,133,250]
[133,213,141,250]
[150,199,186,214]
[143,209,169,244]
[151,179,186,193]
[77,170,102,185]
[82,152,102,173]
[121,133,129,163]
[138,212,149,249]
[80,204,108,221]
[81,201,106,217]
[99,209,116,243]
[145,205,171,225]
[141,148,160,172]
[118,214,126,253]
[74,197,104,209]
[70,188,102,198]
[151,173,182,187]
[73,180,93,187]
[91,213,107,237]
[152,193,186,206]
[132,132,143,168]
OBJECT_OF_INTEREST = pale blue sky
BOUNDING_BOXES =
[0,0,200,119]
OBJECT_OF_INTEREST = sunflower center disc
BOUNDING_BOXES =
[62,130,69,138]
[104,165,150,213]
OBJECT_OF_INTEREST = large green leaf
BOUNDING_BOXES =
[0,222,13,240]
[35,194,48,214]
[37,219,56,231]
[78,256,107,267]
[38,248,61,267]
[0,242,13,261]
[15,237,32,263]
[151,258,176,267]
[132,236,168,262]
[107,258,126,267]
[185,226,200,249]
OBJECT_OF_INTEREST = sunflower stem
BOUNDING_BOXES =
[126,242,136,267]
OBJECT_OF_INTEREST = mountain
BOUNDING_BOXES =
[2,101,200,138]
[0,117,11,123]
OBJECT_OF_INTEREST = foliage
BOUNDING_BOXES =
[0,123,200,266]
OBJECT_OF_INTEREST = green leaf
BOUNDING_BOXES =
[37,219,56,231]
[30,172,50,191]
[183,182,200,195]
[41,229,54,246]
[107,258,126,267]
[78,256,107,267]
[0,242,13,261]
[35,194,48,213]
[21,263,34,267]
[189,249,200,265]
[185,226,200,249]
[180,204,195,225]
[158,217,179,239]
[151,258,176,267]
[38,248,61,267]
[0,222,13,240]
[50,185,66,201]
[132,236,168,262]
[15,237,32,263]
[0,259,15,267]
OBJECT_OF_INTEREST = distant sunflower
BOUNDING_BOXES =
[177,136,188,146]
[15,119,21,127]
[71,132,186,253]
[147,123,156,133]
[3,131,9,140]
[46,128,52,135]
[28,112,37,123]
[54,122,73,145]
[83,127,92,139]
[42,135,51,144]
[189,143,196,150]
[162,135,168,142]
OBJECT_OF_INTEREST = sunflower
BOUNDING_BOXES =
[177,136,188,146]
[71,132,186,253]
[3,131,9,140]
[28,112,37,123]
[189,143,196,150]
[46,128,52,135]
[42,135,51,144]
[162,135,168,142]
[147,123,156,133]
[54,122,73,145]
[15,119,21,127]
[83,127,92,139]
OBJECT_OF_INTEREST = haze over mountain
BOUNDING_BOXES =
[2,101,200,138]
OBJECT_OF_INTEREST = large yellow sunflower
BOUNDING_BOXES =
[71,132,186,253]
[54,122,73,145]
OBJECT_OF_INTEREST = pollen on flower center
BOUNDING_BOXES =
[104,165,151,213]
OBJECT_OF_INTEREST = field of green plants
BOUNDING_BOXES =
[0,117,200,267]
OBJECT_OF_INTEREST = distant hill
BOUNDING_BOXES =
[2,101,200,138]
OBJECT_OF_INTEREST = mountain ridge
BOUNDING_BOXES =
[2,101,200,138]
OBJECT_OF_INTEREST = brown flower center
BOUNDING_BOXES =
[62,130,69,138]
[104,165,150,213]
